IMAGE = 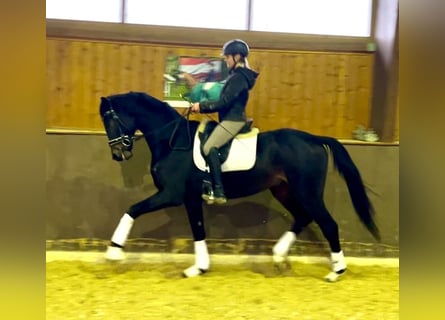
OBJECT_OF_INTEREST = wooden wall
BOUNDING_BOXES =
[47,37,374,139]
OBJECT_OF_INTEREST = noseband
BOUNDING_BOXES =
[101,98,137,161]
[101,98,135,149]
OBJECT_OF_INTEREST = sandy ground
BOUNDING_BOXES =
[46,252,398,320]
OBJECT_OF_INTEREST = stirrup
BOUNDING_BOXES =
[201,179,215,204]
[213,187,227,205]
[202,192,215,205]
[214,195,227,204]
[202,190,227,205]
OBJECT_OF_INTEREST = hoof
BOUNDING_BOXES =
[324,269,346,282]
[182,265,208,278]
[274,261,291,274]
[105,246,125,261]
[272,254,287,264]
[273,254,291,273]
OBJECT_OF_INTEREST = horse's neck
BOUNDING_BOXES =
[140,118,178,162]
[144,135,170,164]
[142,119,197,165]
[135,93,197,162]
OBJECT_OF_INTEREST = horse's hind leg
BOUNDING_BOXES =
[299,196,347,281]
[270,182,313,266]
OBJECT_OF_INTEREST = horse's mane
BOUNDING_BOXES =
[108,91,180,120]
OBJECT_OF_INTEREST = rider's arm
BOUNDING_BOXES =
[198,74,247,113]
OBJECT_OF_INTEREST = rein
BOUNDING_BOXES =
[142,106,193,151]
[169,107,192,151]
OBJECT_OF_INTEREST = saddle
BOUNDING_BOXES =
[193,119,259,172]
[198,119,253,164]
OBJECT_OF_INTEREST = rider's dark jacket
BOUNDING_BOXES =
[199,67,259,122]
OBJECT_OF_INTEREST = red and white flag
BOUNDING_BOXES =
[178,57,223,82]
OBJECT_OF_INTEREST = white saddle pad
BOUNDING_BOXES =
[193,127,259,172]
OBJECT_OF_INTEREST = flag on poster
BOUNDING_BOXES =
[178,57,223,82]
[164,55,229,104]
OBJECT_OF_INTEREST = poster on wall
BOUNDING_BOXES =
[164,55,228,107]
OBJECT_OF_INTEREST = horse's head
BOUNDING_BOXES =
[99,96,137,161]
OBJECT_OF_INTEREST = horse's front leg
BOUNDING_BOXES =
[182,196,209,278]
[105,190,182,261]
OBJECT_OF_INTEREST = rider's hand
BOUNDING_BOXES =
[190,102,200,113]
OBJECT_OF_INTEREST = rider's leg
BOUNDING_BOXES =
[206,147,226,204]
[202,120,245,204]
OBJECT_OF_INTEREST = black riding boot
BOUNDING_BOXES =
[203,147,227,205]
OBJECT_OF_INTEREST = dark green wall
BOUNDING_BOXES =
[46,133,398,257]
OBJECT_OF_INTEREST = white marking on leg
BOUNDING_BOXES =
[194,240,210,270]
[330,250,347,272]
[273,231,296,263]
[324,250,347,282]
[110,213,134,246]
[183,240,210,277]
[105,213,134,261]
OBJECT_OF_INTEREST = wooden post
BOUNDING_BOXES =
[370,0,399,142]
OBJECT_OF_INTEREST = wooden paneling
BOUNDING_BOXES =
[47,38,374,139]
[247,51,373,137]
[47,39,221,130]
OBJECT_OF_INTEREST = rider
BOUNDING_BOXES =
[191,39,259,204]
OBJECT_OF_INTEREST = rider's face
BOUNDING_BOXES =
[224,54,237,69]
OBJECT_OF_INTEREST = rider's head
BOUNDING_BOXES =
[221,39,250,70]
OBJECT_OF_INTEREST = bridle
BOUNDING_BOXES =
[101,98,136,149]
[101,98,138,161]
[102,97,193,155]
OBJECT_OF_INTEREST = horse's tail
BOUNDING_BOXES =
[317,136,381,241]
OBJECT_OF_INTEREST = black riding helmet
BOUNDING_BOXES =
[221,39,249,58]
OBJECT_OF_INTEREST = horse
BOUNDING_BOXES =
[99,91,380,281]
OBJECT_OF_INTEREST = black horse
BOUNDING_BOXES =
[99,91,380,281]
